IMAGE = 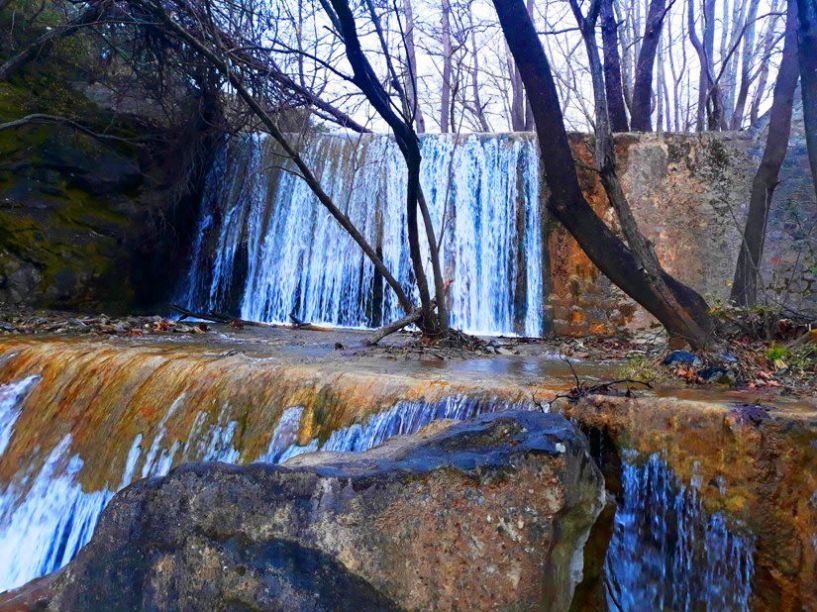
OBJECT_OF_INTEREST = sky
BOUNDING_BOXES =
[266,0,784,134]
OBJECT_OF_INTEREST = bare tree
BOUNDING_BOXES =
[797,0,817,197]
[732,0,763,128]
[631,0,670,131]
[601,0,630,131]
[495,0,713,347]
[403,0,427,133]
[750,1,784,126]
[732,0,800,306]
[467,2,491,132]
[322,0,449,334]
[439,0,454,132]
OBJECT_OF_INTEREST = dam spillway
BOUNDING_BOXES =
[181,133,547,336]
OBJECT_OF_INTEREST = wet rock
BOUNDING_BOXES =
[662,350,702,367]
[729,403,773,426]
[1,411,605,612]
[697,366,737,385]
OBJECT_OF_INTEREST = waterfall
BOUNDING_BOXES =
[604,451,755,611]
[181,133,547,336]
[0,374,530,592]
[259,395,531,464]
[0,350,758,605]
[0,376,39,455]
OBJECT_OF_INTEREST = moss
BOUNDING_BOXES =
[615,355,663,384]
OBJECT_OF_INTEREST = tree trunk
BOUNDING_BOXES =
[327,0,448,335]
[797,0,817,198]
[731,0,800,306]
[702,0,728,130]
[403,0,427,133]
[440,0,453,133]
[616,0,636,112]
[751,12,780,125]
[689,0,711,131]
[494,0,713,347]
[468,9,491,132]
[631,0,668,131]
[731,0,762,129]
[508,58,526,131]
[601,0,630,131]
[152,6,415,319]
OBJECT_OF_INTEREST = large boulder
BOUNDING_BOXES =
[0,411,605,611]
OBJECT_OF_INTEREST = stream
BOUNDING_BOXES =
[0,350,757,608]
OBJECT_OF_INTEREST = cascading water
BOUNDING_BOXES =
[0,363,529,592]
[604,451,755,611]
[0,343,759,605]
[258,395,528,464]
[181,133,547,336]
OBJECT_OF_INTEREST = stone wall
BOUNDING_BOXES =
[548,130,817,335]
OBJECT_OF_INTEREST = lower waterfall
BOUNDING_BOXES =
[0,370,528,592]
[181,133,547,336]
[0,346,756,605]
[604,452,755,610]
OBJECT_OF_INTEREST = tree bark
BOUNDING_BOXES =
[630,0,668,131]
[468,10,491,132]
[403,0,427,133]
[439,0,453,133]
[731,0,800,306]
[796,0,817,198]
[493,0,713,347]
[601,0,630,131]
[508,51,527,130]
[750,0,782,125]
[327,0,448,335]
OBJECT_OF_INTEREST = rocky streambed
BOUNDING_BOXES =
[0,331,813,610]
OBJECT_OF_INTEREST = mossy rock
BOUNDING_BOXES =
[0,72,203,311]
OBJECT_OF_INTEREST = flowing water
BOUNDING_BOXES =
[181,133,547,336]
[0,343,534,592]
[604,452,754,611]
[0,343,756,606]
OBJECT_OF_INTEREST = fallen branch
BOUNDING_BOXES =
[170,305,335,332]
[367,309,422,345]
[289,313,311,329]
[170,304,267,327]
[550,358,653,402]
[0,114,143,145]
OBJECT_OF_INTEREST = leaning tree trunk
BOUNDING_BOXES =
[630,0,668,131]
[327,0,448,335]
[153,10,416,321]
[796,0,817,198]
[492,0,713,348]
[601,0,630,131]
[731,0,800,306]
[569,0,713,345]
